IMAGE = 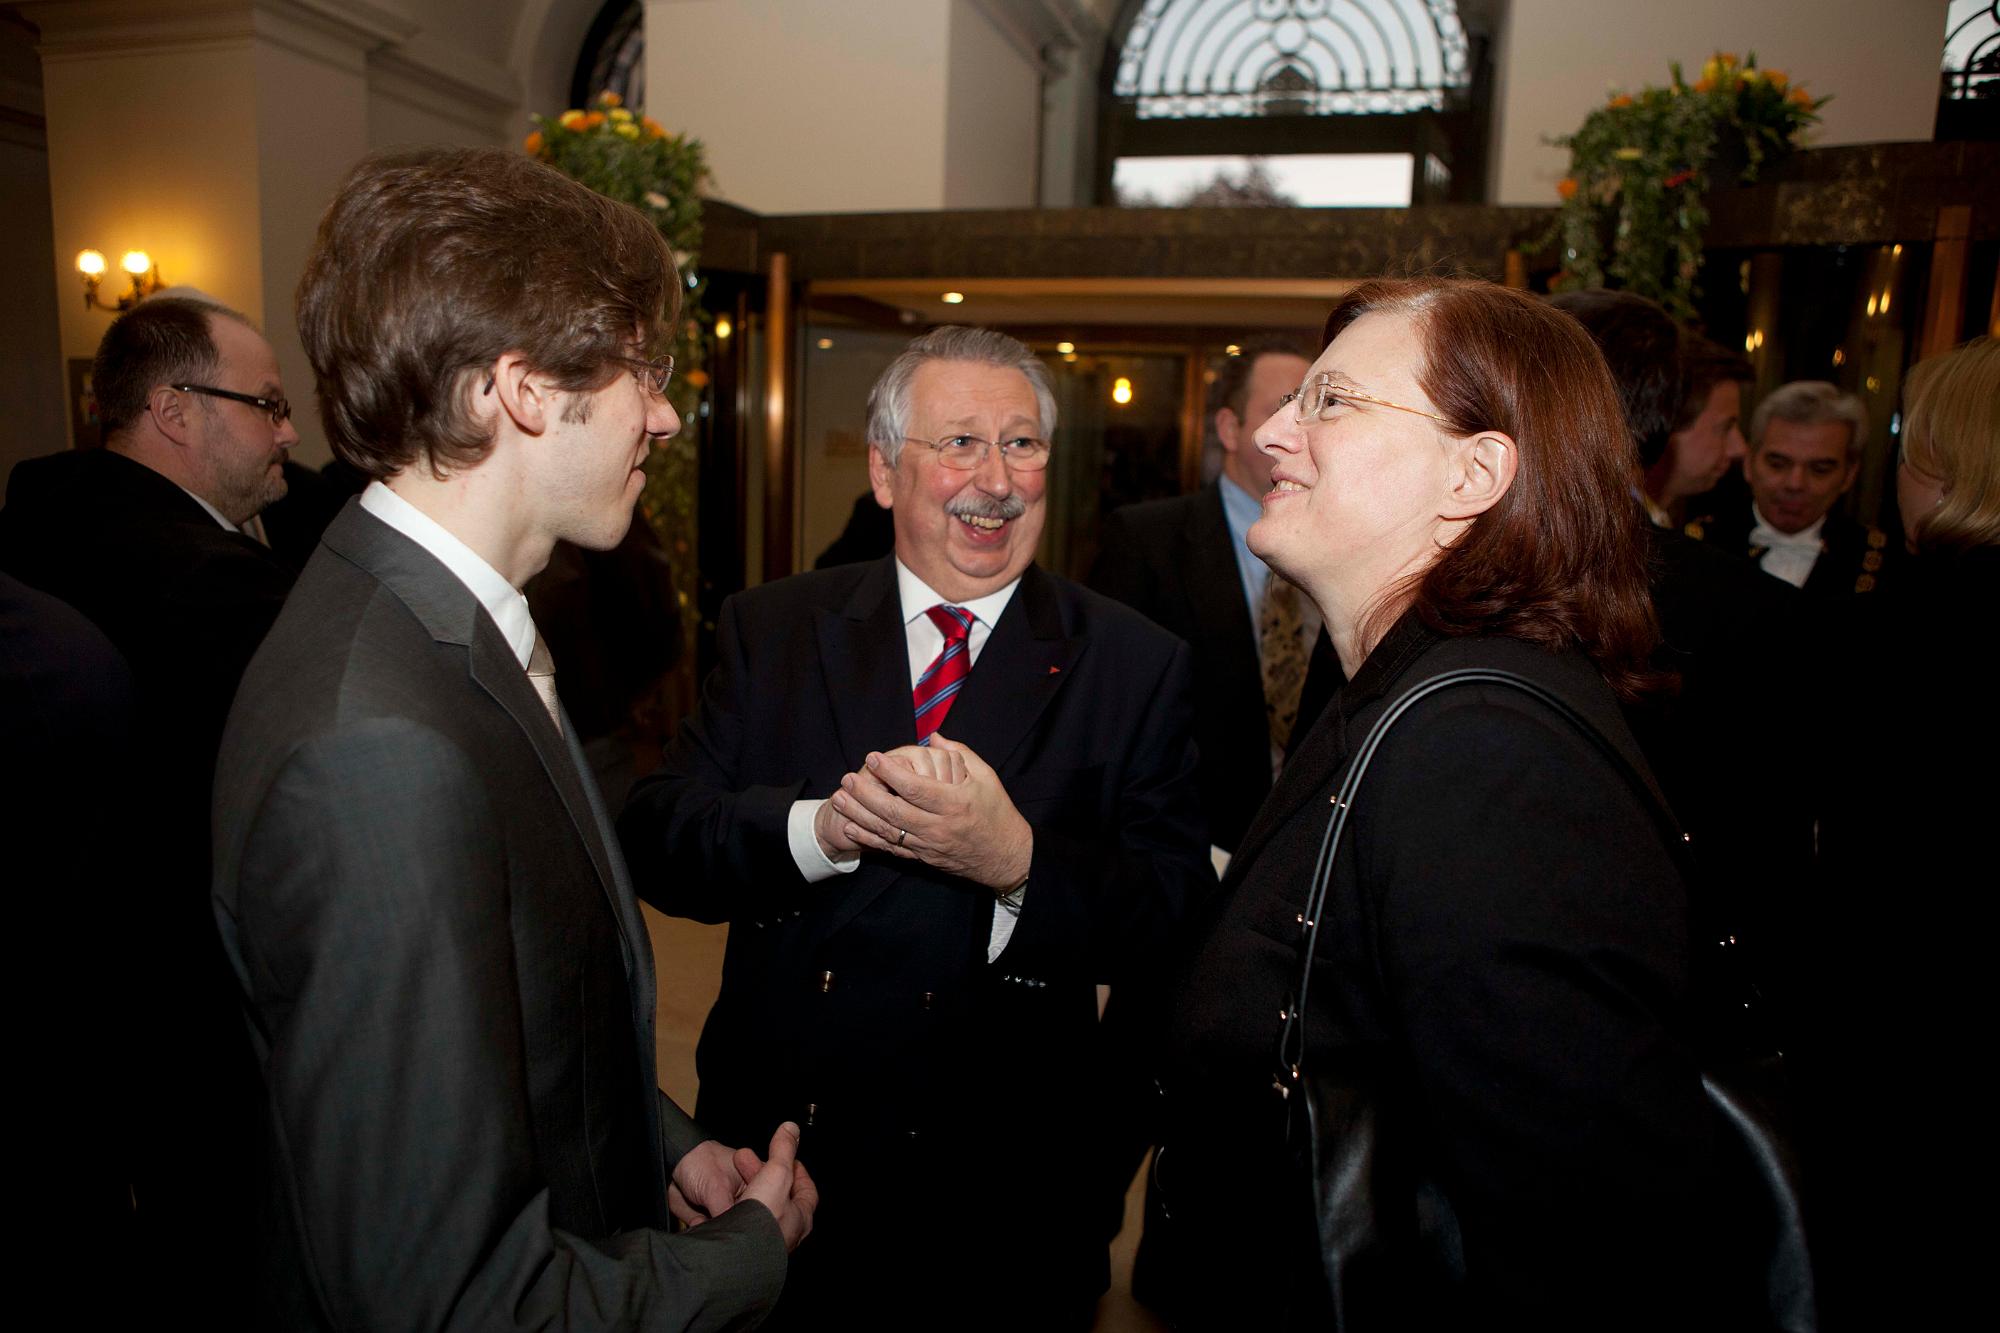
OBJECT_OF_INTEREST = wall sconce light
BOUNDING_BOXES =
[714,316,733,340]
[1111,375,1134,406]
[77,249,163,311]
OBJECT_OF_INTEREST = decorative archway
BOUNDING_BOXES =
[1096,0,1493,205]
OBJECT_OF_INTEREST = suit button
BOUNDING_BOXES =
[805,1102,818,1127]
[920,991,935,1009]
[818,969,835,993]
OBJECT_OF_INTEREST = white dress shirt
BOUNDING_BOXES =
[1749,504,1826,590]
[359,481,538,670]
[786,559,1025,962]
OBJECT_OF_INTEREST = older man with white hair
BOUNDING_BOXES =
[621,325,1210,1331]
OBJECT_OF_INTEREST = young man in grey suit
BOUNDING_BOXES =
[212,147,815,1330]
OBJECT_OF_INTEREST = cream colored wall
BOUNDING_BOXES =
[254,35,372,466]
[643,0,954,213]
[944,0,1043,208]
[1492,0,1949,205]
[41,43,267,374]
[27,0,538,462]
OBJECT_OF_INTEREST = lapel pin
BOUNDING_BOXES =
[1047,665,1061,674]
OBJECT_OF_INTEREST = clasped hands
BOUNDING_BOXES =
[668,1124,818,1252]
[812,734,1032,892]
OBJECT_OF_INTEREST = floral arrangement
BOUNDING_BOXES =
[1544,53,1828,320]
[525,90,710,661]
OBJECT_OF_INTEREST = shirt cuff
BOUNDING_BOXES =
[788,799,860,883]
[985,881,1026,963]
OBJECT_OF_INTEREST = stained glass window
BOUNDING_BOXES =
[1111,0,1470,119]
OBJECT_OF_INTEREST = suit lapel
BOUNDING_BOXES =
[1186,483,1260,684]
[934,565,1081,777]
[807,562,1080,950]
[464,630,631,961]
[814,557,919,763]
[324,506,629,966]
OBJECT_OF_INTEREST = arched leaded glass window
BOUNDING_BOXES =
[1113,0,1470,118]
[1938,0,1998,138]
[571,0,645,111]
[1097,0,1492,207]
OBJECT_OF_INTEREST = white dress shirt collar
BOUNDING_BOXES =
[1750,503,1827,549]
[893,558,1020,634]
[174,483,241,534]
[360,481,537,669]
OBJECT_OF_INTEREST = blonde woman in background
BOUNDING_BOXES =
[1797,334,1996,1331]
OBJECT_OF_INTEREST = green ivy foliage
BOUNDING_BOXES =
[1543,53,1828,321]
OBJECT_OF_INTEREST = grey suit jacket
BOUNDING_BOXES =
[212,501,785,1331]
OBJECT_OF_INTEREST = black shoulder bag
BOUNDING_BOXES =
[1273,668,1816,1331]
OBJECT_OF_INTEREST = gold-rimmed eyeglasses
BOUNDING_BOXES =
[900,434,1052,472]
[1278,373,1451,426]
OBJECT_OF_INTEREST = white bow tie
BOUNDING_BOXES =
[1750,519,1822,551]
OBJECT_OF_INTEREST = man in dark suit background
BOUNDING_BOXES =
[0,295,298,1314]
[1686,379,1895,601]
[1087,336,1313,856]
[620,325,1210,1330]
[1547,289,1811,1012]
[212,146,813,1330]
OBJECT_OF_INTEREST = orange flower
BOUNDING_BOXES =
[597,90,622,108]
[523,130,543,155]
[1556,177,1579,201]
[1764,70,1789,91]
[1693,77,1715,94]
[642,116,666,139]
[557,109,586,130]
[1608,93,1634,109]
[582,111,606,129]
[1789,86,1813,107]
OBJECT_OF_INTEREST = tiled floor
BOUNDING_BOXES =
[644,905,1169,1333]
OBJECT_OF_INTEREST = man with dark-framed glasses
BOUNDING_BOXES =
[620,324,1209,1329]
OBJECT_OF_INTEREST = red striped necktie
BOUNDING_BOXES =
[912,604,974,743]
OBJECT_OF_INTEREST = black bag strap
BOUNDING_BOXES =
[1274,667,1693,1096]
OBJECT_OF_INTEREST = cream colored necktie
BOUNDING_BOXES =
[527,632,562,735]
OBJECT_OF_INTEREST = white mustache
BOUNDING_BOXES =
[946,493,1026,521]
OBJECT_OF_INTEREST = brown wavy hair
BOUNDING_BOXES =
[1323,278,1663,701]
[297,146,679,480]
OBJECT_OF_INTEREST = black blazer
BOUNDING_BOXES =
[618,556,1210,1315]
[211,503,785,1330]
[0,447,294,1316]
[1165,616,1713,1329]
[1089,482,1267,852]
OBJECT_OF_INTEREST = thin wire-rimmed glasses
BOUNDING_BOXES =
[615,353,674,396]
[478,353,675,397]
[171,384,291,426]
[900,434,1052,471]
[1278,373,1451,427]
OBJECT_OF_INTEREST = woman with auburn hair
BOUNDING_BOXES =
[1155,278,1716,1329]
